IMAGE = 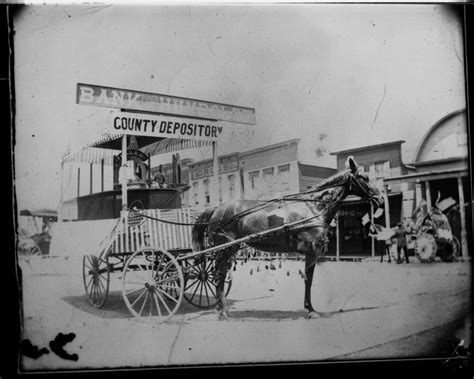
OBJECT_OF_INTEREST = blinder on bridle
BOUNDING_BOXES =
[348,168,378,207]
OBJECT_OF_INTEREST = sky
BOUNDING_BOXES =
[12,4,467,211]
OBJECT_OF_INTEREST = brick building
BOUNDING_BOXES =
[153,139,337,208]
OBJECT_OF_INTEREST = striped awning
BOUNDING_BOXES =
[141,138,212,157]
[62,136,212,165]
[62,147,117,165]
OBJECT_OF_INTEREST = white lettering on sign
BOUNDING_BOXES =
[108,111,223,142]
[77,83,256,125]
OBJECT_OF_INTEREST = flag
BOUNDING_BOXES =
[361,213,370,225]
[127,136,139,150]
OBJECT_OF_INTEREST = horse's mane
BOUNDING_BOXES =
[306,169,349,194]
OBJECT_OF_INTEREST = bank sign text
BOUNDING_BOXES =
[77,83,255,125]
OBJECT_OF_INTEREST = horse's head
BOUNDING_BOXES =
[345,156,385,210]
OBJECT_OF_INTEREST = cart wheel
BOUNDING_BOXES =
[18,239,42,261]
[122,248,184,321]
[441,236,461,262]
[82,255,110,308]
[182,256,232,309]
[415,233,436,263]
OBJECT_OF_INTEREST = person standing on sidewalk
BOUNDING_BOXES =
[369,224,393,263]
[395,222,409,264]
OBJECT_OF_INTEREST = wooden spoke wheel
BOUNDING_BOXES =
[18,238,41,260]
[415,233,436,263]
[82,255,110,308]
[18,239,41,261]
[182,256,232,310]
[122,248,184,321]
[440,236,461,262]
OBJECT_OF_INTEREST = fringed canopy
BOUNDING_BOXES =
[62,132,212,165]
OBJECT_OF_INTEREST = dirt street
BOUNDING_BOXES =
[18,255,471,370]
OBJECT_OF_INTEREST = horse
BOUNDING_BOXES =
[192,156,385,319]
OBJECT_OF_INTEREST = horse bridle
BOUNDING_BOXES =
[347,169,379,208]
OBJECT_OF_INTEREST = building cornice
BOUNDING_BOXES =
[330,140,405,156]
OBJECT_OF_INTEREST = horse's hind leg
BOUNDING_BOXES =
[214,247,236,319]
[304,250,318,319]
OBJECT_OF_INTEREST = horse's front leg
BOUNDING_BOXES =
[214,248,234,320]
[304,250,318,319]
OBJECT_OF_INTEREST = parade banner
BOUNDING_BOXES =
[77,83,256,125]
[108,111,223,141]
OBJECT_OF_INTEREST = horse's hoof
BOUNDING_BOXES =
[307,311,319,319]
[218,312,230,321]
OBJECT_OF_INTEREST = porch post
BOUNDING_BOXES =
[383,185,391,228]
[425,181,432,209]
[457,176,468,258]
[415,181,423,206]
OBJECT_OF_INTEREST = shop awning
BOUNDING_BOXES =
[384,168,468,185]
[62,132,212,165]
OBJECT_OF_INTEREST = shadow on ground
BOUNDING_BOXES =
[228,305,385,320]
[62,291,237,319]
[63,291,387,321]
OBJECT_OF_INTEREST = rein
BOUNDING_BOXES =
[127,171,372,228]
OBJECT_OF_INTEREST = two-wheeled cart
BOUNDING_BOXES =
[82,208,319,322]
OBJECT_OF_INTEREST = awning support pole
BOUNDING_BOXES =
[212,141,219,205]
[101,158,104,192]
[336,212,340,262]
[121,135,128,212]
[58,161,64,223]
[77,167,80,198]
[90,163,93,194]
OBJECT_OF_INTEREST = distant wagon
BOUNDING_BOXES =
[412,197,460,263]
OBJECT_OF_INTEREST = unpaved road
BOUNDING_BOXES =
[18,255,471,370]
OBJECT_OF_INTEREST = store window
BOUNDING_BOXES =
[203,179,210,204]
[249,171,259,189]
[278,164,290,185]
[192,182,199,205]
[219,176,222,203]
[228,174,235,199]
[374,161,390,179]
[263,167,274,177]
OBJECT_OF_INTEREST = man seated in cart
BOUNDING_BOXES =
[150,165,167,188]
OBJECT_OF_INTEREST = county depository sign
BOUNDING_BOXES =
[109,111,223,141]
[76,83,256,125]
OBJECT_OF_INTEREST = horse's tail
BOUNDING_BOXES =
[192,207,216,251]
